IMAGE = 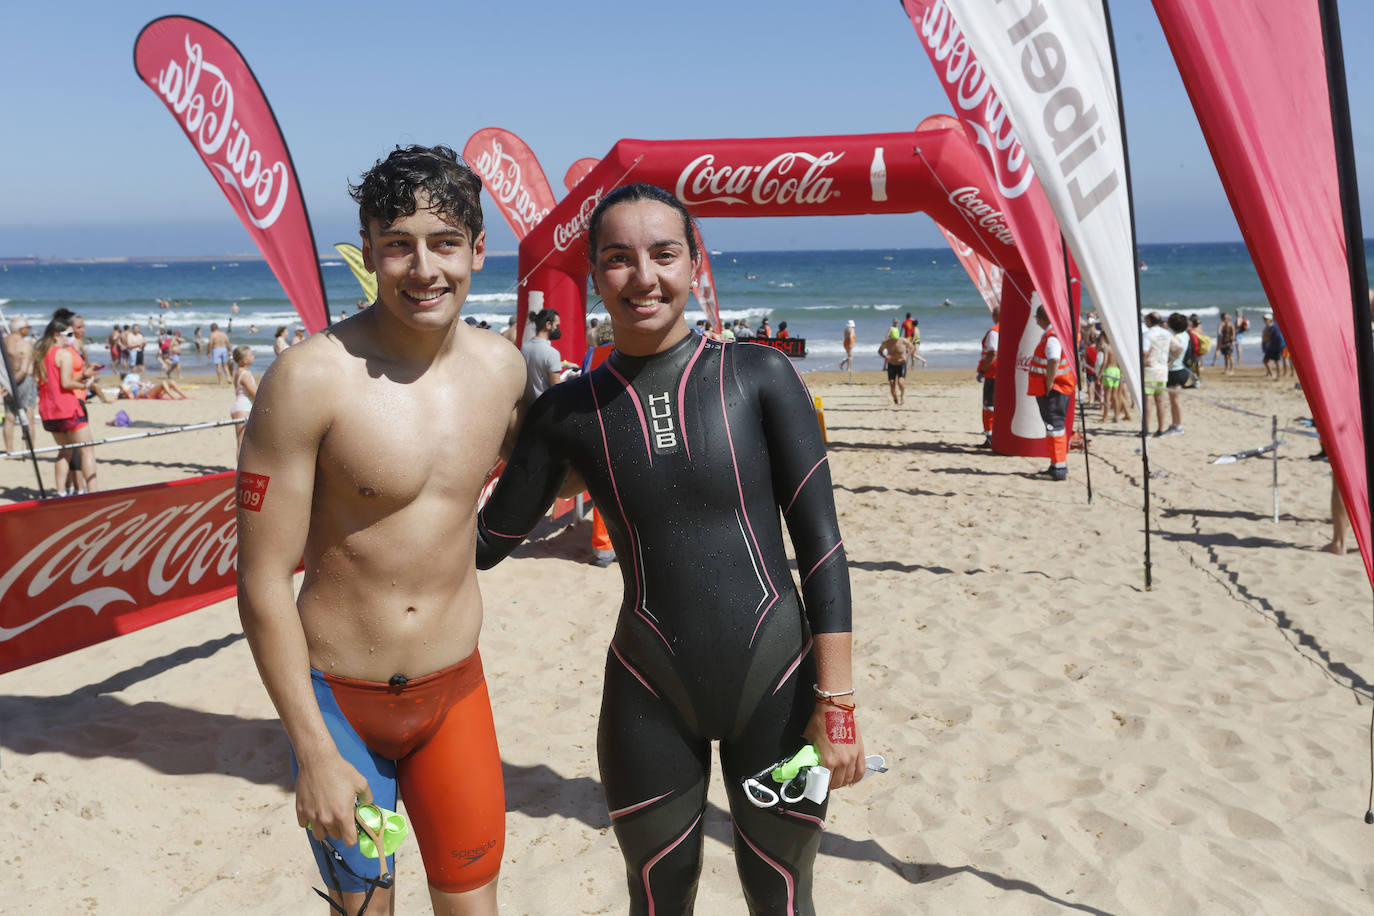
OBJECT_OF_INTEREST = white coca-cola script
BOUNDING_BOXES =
[152,34,291,229]
[948,187,1015,246]
[472,138,551,236]
[0,490,238,641]
[553,187,605,252]
[675,152,843,207]
[918,0,1035,199]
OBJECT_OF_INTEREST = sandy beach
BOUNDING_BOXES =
[3,364,1371,914]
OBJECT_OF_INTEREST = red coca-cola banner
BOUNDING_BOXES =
[0,473,241,675]
[901,0,1073,367]
[133,17,329,332]
[1154,0,1371,585]
[517,125,1058,457]
[464,128,559,242]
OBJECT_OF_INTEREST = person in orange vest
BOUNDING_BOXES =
[1027,304,1075,481]
[976,305,1000,448]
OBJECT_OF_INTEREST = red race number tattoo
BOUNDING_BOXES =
[237,472,270,512]
[825,709,856,745]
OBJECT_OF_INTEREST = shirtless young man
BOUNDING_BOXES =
[237,145,525,915]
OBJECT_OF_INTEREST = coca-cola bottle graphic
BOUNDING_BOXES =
[870,147,887,202]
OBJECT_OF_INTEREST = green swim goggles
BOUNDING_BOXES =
[310,803,411,916]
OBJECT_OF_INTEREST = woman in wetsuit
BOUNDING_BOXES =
[477,184,863,915]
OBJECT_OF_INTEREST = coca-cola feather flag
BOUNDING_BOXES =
[941,0,1141,406]
[133,17,329,332]
[463,128,559,242]
[1153,0,1371,585]
[902,0,1073,355]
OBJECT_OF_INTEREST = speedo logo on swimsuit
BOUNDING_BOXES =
[647,391,678,454]
[451,837,498,867]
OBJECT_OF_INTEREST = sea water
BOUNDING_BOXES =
[0,242,1360,375]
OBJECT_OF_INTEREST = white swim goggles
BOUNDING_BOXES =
[741,744,887,808]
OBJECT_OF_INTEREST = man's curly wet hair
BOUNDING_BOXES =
[349,145,484,241]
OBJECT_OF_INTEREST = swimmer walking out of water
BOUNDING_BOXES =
[237,146,525,915]
[477,184,864,915]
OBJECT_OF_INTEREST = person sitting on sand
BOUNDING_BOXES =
[119,372,188,400]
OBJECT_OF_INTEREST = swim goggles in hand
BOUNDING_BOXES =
[354,803,409,861]
[742,745,889,808]
[310,803,410,916]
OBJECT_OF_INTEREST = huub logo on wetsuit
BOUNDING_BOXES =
[646,391,678,453]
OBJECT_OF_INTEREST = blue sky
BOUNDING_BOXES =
[3,1,1373,257]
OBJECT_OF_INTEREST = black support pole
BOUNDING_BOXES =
[1318,0,1374,589]
[1102,0,1150,589]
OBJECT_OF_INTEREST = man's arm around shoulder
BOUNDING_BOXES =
[236,342,371,845]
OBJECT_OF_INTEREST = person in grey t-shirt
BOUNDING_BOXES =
[522,308,573,402]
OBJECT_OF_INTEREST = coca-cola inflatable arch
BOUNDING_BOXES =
[517,115,1063,458]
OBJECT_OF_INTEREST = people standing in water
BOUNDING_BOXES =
[477,184,864,916]
[273,326,290,355]
[907,317,928,368]
[237,145,524,915]
[840,319,856,372]
[208,323,231,384]
[230,345,258,454]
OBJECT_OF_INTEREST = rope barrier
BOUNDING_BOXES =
[2,417,244,458]
[1176,384,1321,436]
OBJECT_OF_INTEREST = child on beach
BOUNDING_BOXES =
[230,346,257,453]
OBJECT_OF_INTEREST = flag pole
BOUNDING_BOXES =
[1316,0,1374,826]
[1318,0,1374,594]
[1067,241,1094,504]
[1101,0,1149,588]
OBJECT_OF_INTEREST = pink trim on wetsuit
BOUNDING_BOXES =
[606,361,653,467]
[718,348,779,647]
[610,790,673,820]
[800,540,844,588]
[477,507,537,540]
[611,641,659,697]
[642,813,703,916]
[591,375,675,655]
[734,821,797,912]
[783,456,828,516]
[676,334,709,461]
[772,637,813,695]
[782,809,825,830]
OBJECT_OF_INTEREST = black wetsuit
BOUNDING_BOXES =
[477,332,850,915]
